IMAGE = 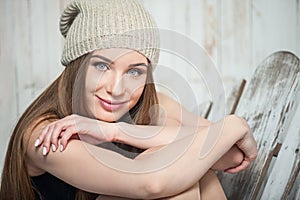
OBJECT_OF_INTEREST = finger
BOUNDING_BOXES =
[50,122,67,152]
[35,125,50,147]
[224,167,241,174]
[42,124,55,156]
[59,127,78,151]
[50,117,78,151]
[225,159,251,173]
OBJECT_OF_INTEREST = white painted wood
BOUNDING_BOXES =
[294,178,300,200]
[0,1,300,194]
[29,0,63,98]
[261,105,300,199]
[200,0,219,63]
[252,0,300,69]
[196,101,212,118]
[292,171,300,200]
[12,0,34,115]
[219,51,300,199]
[225,79,246,115]
[29,0,53,97]
[143,0,216,114]
[220,0,252,79]
[0,0,19,176]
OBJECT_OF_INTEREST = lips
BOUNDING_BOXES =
[95,95,128,112]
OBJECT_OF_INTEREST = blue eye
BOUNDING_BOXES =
[127,68,143,77]
[94,62,109,71]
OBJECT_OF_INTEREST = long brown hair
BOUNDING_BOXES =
[0,53,158,200]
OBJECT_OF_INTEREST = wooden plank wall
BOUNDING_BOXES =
[1,0,299,192]
[0,0,69,174]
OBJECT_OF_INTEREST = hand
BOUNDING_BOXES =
[34,114,116,155]
[225,115,258,173]
[212,145,245,173]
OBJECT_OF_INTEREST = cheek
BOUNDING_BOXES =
[128,86,144,109]
[85,69,104,92]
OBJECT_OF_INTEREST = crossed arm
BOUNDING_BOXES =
[27,93,257,199]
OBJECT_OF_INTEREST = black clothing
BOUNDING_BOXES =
[31,172,77,200]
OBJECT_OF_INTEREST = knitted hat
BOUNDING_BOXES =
[60,0,160,67]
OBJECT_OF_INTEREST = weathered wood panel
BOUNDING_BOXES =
[252,0,300,68]
[261,105,300,199]
[30,0,63,90]
[0,0,66,174]
[13,0,34,115]
[0,0,300,189]
[0,0,18,174]
[220,1,252,81]
[198,101,212,118]
[218,51,300,199]
[143,0,217,113]
[225,79,246,114]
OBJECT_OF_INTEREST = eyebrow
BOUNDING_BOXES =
[90,55,148,68]
[91,55,114,64]
[128,63,149,68]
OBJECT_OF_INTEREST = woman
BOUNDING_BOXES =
[0,0,257,199]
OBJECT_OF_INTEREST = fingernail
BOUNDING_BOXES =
[60,144,64,152]
[42,147,47,156]
[34,139,40,147]
[52,144,56,152]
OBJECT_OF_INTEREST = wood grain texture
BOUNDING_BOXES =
[220,0,252,79]
[198,101,212,118]
[0,0,18,174]
[252,0,300,69]
[218,51,300,199]
[0,1,300,193]
[225,79,246,115]
[260,105,300,199]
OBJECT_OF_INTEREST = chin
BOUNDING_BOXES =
[96,113,123,123]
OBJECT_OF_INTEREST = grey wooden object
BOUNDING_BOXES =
[218,51,300,200]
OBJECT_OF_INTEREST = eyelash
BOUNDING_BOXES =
[127,68,144,77]
[92,62,145,77]
[93,62,110,71]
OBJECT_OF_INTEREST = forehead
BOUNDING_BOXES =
[91,48,147,63]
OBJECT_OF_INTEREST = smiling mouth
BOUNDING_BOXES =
[95,95,128,112]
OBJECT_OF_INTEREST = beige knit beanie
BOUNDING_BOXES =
[60,0,160,67]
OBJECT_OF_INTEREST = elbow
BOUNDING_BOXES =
[141,176,167,199]
[225,115,250,136]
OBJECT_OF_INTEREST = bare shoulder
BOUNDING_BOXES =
[24,119,140,194]
[156,92,183,125]
[25,118,75,166]
[24,118,85,176]
[157,92,210,126]
[24,118,50,176]
[157,92,181,110]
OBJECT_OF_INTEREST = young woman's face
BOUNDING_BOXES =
[84,48,148,122]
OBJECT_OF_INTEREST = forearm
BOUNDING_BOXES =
[113,121,207,149]
[212,145,244,171]
[113,119,244,173]
[31,116,249,199]
[133,116,247,198]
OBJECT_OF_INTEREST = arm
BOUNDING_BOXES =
[112,92,210,149]
[37,93,245,172]
[28,115,257,199]
[36,92,208,152]
[114,93,245,172]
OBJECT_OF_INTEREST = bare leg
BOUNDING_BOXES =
[161,183,200,200]
[96,169,226,200]
[162,170,226,200]
[199,170,227,200]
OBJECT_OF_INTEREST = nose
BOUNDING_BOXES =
[106,73,125,97]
